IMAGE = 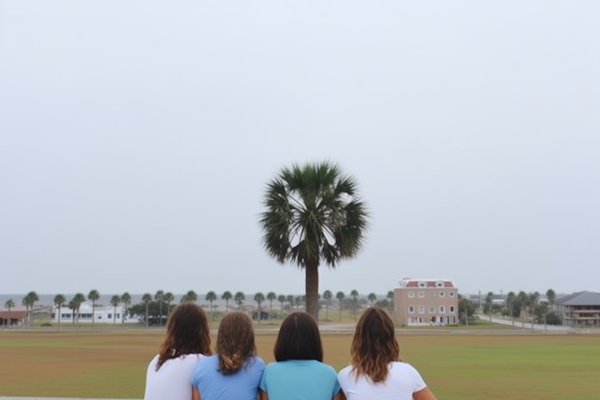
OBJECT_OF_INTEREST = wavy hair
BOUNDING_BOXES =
[156,302,212,371]
[274,311,323,362]
[350,307,400,383]
[216,312,256,375]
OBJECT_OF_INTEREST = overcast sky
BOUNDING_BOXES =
[1,1,598,299]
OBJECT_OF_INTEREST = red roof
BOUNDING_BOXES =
[402,279,455,288]
[0,311,27,319]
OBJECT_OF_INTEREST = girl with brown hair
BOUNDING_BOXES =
[337,307,437,400]
[259,311,342,400]
[191,311,265,400]
[143,302,212,400]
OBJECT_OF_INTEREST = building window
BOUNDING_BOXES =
[418,281,426,288]
[419,292,425,298]
[440,306,445,314]
[430,292,436,298]
[419,305,425,314]
[439,292,445,297]
[408,291,415,298]
[436,281,444,287]
[429,306,435,313]
[409,305,414,314]
[449,292,455,297]
[450,306,455,313]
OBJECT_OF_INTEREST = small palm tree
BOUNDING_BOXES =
[164,292,174,317]
[350,289,359,321]
[277,295,286,316]
[23,291,39,328]
[546,289,556,309]
[54,294,66,331]
[528,292,540,330]
[205,291,217,320]
[367,292,377,306]
[142,293,152,327]
[154,290,164,326]
[181,290,197,303]
[68,299,78,327]
[121,292,131,324]
[234,291,245,310]
[254,292,265,324]
[506,291,516,325]
[517,291,528,328]
[387,290,394,311]
[110,295,121,325]
[4,299,15,327]
[88,289,100,329]
[72,293,85,328]
[336,291,345,321]
[484,291,494,324]
[222,291,232,312]
[259,161,369,321]
[266,292,276,312]
[323,290,332,321]
[286,295,294,310]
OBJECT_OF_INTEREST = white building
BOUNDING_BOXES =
[51,303,136,324]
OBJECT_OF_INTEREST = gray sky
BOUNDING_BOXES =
[1,1,598,298]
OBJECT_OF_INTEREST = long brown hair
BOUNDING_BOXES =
[216,312,257,375]
[350,307,400,383]
[156,302,212,371]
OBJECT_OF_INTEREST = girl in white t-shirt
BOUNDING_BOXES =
[338,308,438,400]
[144,302,212,400]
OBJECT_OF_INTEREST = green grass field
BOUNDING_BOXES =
[1,330,598,400]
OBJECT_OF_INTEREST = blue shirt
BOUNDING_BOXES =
[191,354,265,400]
[260,359,341,400]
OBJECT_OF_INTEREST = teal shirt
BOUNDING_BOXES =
[260,359,340,400]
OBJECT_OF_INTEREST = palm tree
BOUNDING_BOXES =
[286,295,294,310]
[121,292,131,324]
[234,291,245,309]
[164,292,174,317]
[323,290,332,321]
[484,291,494,324]
[546,288,556,310]
[3,299,15,328]
[259,161,369,321]
[110,295,121,325]
[205,291,217,320]
[72,293,85,328]
[387,290,394,311]
[88,289,100,329]
[528,291,540,330]
[222,291,232,312]
[506,291,516,326]
[277,295,286,315]
[336,291,345,321]
[350,289,359,321]
[22,291,39,328]
[181,290,197,303]
[517,291,528,328]
[53,294,66,331]
[367,292,377,306]
[68,299,78,327]
[154,290,164,326]
[254,292,265,323]
[142,293,152,327]
[266,292,276,312]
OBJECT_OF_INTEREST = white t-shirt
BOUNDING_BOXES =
[144,353,205,400]
[337,361,427,400]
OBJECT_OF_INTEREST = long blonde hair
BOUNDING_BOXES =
[350,307,400,383]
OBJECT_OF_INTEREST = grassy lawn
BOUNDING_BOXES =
[1,330,598,400]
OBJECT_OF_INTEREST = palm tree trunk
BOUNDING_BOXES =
[305,262,319,322]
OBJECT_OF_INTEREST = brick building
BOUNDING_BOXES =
[393,278,459,326]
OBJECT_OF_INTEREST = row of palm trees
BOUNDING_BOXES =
[481,288,558,328]
[5,288,394,327]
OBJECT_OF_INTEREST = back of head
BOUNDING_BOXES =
[350,307,400,383]
[217,312,256,375]
[274,311,323,362]
[156,302,211,370]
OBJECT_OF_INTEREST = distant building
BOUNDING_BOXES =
[554,291,600,327]
[51,303,135,324]
[393,278,459,326]
[0,310,28,327]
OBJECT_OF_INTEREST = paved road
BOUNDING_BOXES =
[475,314,585,333]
